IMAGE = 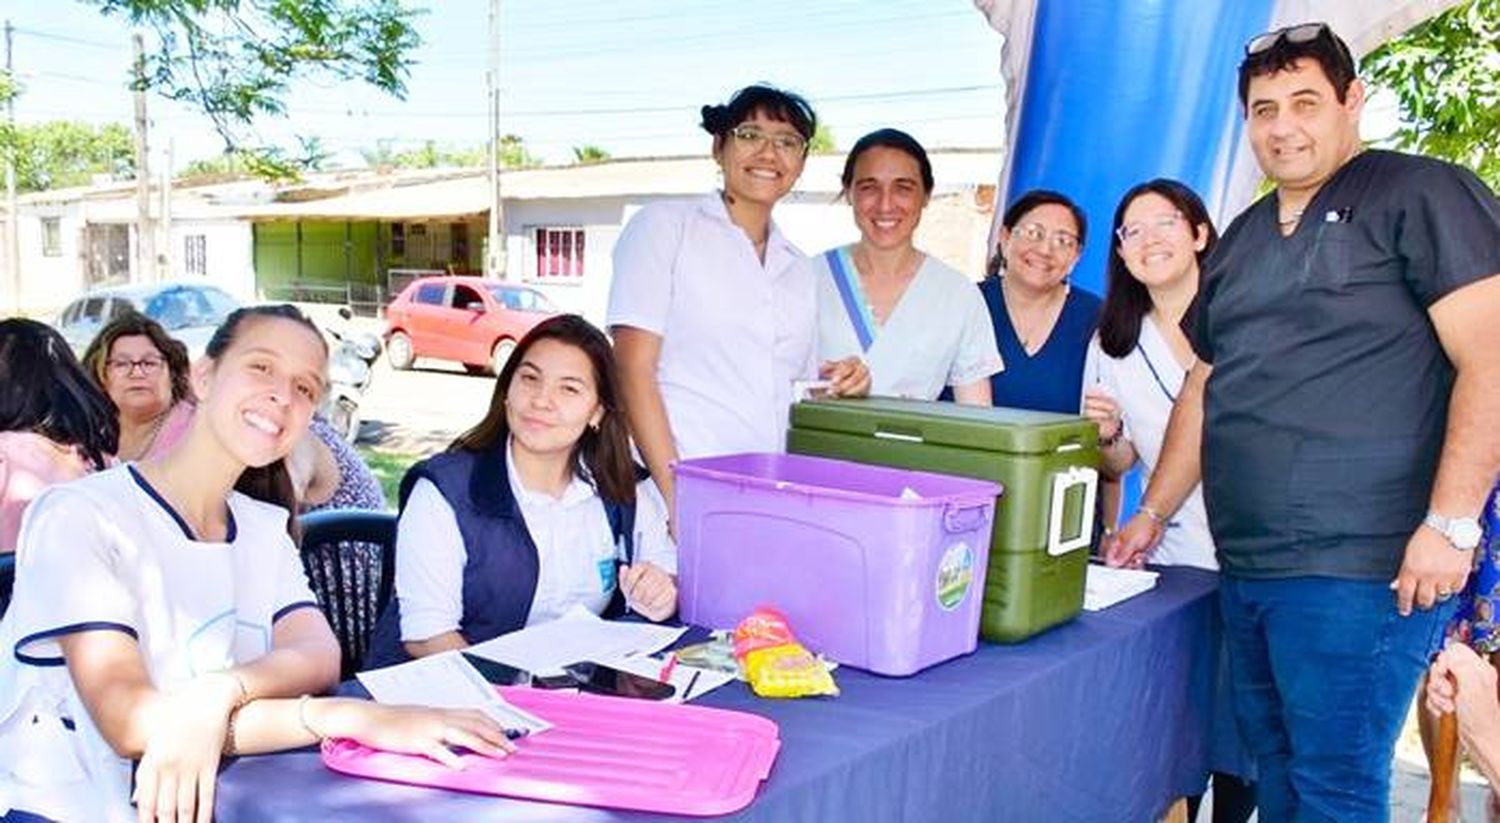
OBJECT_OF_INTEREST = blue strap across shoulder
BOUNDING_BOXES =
[825,247,877,352]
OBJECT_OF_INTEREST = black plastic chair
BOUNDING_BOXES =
[0,553,15,618]
[297,509,397,680]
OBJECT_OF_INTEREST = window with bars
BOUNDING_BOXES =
[184,234,207,275]
[41,218,61,256]
[532,227,585,279]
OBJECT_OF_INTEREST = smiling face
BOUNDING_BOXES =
[1115,192,1208,288]
[714,111,807,209]
[504,337,604,461]
[849,145,929,251]
[103,334,173,421]
[1000,202,1083,293]
[192,316,326,469]
[1245,57,1364,196]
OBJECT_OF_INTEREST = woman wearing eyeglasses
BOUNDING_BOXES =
[82,312,196,462]
[978,190,1101,413]
[1085,179,1256,823]
[609,85,869,519]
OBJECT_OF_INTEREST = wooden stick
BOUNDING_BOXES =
[1428,699,1459,822]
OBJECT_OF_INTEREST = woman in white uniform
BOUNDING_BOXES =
[1082,180,1256,823]
[814,128,1002,402]
[0,306,513,823]
[364,315,677,669]
[608,85,869,517]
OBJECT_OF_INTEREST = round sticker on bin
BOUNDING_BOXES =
[935,542,975,611]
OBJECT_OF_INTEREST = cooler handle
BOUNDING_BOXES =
[942,502,992,534]
[873,425,924,443]
[1047,466,1098,556]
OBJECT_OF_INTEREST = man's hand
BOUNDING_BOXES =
[1103,511,1163,568]
[1392,524,1472,616]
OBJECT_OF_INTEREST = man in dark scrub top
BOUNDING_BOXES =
[1110,22,1500,822]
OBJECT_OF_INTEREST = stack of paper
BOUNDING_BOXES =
[465,605,686,675]
[1083,564,1160,611]
[358,651,553,734]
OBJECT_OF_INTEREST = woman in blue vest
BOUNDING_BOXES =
[366,315,677,667]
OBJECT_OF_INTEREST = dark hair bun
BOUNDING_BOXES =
[699,104,728,135]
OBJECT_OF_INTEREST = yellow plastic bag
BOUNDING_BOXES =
[732,608,839,698]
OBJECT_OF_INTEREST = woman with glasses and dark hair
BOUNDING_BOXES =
[366,315,678,668]
[81,312,196,462]
[977,189,1101,412]
[814,128,1001,402]
[0,319,117,555]
[1082,180,1257,822]
[608,84,869,522]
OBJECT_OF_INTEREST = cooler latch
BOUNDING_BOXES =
[1047,466,1098,556]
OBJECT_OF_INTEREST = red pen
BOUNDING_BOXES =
[657,652,678,683]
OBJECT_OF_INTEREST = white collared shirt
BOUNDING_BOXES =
[1082,322,1216,570]
[606,192,819,459]
[394,440,676,642]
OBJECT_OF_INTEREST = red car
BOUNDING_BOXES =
[383,276,557,375]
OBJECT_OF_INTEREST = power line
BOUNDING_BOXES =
[11,26,118,50]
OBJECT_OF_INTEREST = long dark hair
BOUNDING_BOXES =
[0,318,118,470]
[700,84,818,155]
[1097,179,1218,358]
[203,304,327,537]
[986,189,1088,279]
[452,315,636,504]
[81,310,195,405]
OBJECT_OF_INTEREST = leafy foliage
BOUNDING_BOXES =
[809,122,836,154]
[8,121,135,192]
[84,0,422,154]
[571,144,610,164]
[1363,0,1499,189]
[360,135,538,170]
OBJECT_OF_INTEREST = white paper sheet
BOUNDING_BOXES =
[464,605,687,676]
[1083,564,1160,611]
[357,651,552,734]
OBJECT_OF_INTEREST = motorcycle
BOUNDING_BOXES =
[321,307,383,443]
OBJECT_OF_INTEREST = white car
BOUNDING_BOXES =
[56,282,241,359]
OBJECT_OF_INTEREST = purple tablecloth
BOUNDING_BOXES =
[216,567,1228,822]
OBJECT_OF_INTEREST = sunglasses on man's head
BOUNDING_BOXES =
[1244,22,1329,56]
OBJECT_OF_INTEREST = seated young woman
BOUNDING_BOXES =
[365,315,677,668]
[0,305,512,823]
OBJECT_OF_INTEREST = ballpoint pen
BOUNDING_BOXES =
[657,652,678,683]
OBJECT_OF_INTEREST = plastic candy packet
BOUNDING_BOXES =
[676,632,741,677]
[732,608,839,698]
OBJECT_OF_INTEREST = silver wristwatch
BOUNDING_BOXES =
[1424,511,1483,551]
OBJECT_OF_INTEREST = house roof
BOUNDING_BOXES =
[18,149,1003,222]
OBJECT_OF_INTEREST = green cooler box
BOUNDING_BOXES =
[787,397,1100,643]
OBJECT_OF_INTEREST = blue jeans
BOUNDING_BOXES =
[1219,575,1454,823]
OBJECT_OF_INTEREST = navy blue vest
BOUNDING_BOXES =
[364,446,637,669]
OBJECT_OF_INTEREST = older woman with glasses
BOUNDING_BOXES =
[82,312,196,462]
[608,84,868,521]
[977,189,1101,413]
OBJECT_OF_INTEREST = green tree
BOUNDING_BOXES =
[1363,0,1499,189]
[86,0,422,164]
[9,121,135,192]
[571,144,611,164]
[809,122,836,154]
[497,134,540,169]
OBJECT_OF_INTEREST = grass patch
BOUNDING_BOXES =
[356,446,419,510]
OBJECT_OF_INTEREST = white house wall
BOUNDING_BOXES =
[165,220,256,301]
[13,207,89,319]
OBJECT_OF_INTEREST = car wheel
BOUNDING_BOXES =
[490,338,517,376]
[386,331,414,370]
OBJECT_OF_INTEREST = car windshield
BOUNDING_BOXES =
[141,287,239,330]
[488,287,554,313]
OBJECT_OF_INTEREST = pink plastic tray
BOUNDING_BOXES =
[320,687,781,816]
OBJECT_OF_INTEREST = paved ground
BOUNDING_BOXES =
[343,327,1499,821]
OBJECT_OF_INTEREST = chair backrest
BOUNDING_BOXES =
[297,508,397,680]
[0,553,15,618]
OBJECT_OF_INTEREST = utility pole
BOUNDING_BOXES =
[132,33,155,284]
[485,0,507,280]
[5,20,20,313]
[159,138,172,278]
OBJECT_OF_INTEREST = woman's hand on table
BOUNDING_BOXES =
[132,673,243,823]
[621,561,677,622]
[820,357,871,398]
[324,700,517,769]
[1104,511,1163,569]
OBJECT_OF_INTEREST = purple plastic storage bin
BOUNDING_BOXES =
[674,452,1002,676]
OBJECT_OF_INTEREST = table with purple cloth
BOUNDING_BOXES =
[216,566,1233,822]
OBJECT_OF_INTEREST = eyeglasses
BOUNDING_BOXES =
[106,356,166,377]
[1116,212,1187,245]
[1010,222,1080,253]
[729,125,808,157]
[1244,22,1329,55]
